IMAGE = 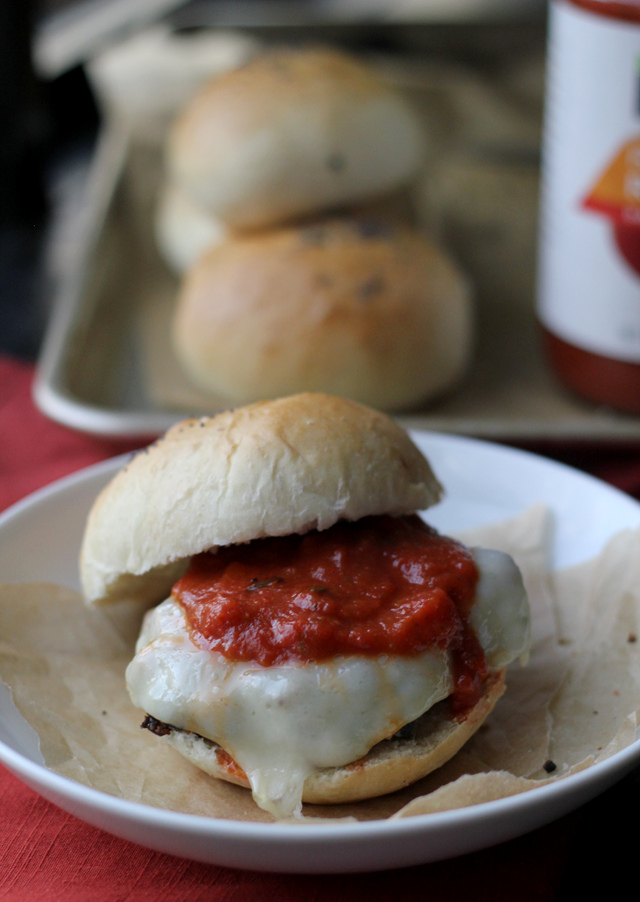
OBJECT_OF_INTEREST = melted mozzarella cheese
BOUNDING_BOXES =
[470,548,531,668]
[125,546,530,818]
[127,600,451,818]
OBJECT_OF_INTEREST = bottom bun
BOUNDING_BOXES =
[152,670,505,807]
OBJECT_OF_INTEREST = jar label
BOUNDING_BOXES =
[537,0,640,362]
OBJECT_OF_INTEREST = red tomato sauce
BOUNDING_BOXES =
[214,747,248,782]
[173,515,487,711]
[568,0,640,23]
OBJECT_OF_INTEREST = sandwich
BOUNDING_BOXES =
[80,393,530,819]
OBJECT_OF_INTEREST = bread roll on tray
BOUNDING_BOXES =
[167,47,426,229]
[154,182,228,274]
[172,216,473,411]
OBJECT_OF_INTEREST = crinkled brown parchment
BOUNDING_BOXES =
[1,506,639,823]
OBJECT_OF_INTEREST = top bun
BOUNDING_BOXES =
[167,47,426,229]
[80,393,442,606]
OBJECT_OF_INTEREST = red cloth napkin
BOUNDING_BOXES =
[0,358,140,512]
[0,354,634,900]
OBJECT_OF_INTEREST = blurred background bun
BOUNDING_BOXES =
[154,182,228,275]
[172,216,472,411]
[156,44,474,412]
[166,47,427,230]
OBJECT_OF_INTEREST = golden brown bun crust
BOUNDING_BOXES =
[80,393,442,606]
[167,47,426,228]
[172,218,472,411]
[162,671,506,807]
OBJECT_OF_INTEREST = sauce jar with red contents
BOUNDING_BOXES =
[537,0,640,413]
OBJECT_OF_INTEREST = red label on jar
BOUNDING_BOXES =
[538,0,640,364]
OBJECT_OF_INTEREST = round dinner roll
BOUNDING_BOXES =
[157,669,505,806]
[172,217,473,411]
[167,47,427,229]
[79,393,442,606]
[154,181,227,274]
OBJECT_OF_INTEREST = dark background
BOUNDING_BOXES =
[0,0,99,359]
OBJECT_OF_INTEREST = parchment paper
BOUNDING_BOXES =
[1,507,639,823]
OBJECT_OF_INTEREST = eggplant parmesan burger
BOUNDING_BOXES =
[80,393,530,818]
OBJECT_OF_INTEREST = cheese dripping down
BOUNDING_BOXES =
[126,546,530,819]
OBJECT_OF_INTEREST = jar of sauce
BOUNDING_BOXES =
[537,0,640,413]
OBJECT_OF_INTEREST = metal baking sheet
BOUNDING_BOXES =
[33,117,640,443]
